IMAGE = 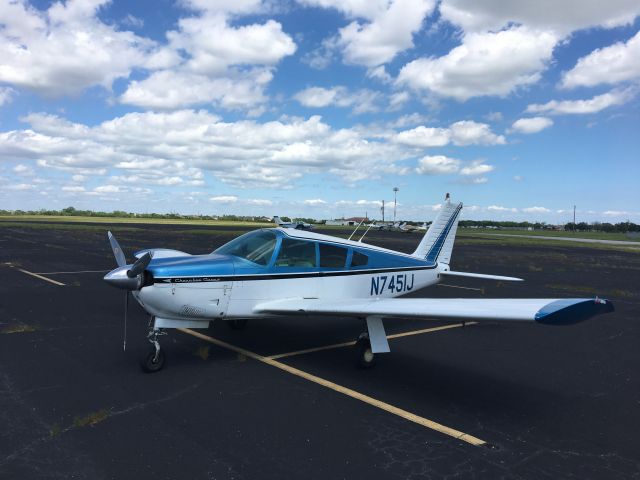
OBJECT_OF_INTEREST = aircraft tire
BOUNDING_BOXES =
[355,336,376,369]
[227,319,248,330]
[141,349,165,373]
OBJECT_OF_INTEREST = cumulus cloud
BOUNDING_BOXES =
[526,89,633,115]
[0,87,15,107]
[119,11,296,110]
[522,206,550,213]
[301,0,435,67]
[0,110,414,189]
[121,68,274,110]
[510,117,554,134]
[488,205,518,212]
[459,160,494,176]
[449,121,505,146]
[394,120,504,147]
[397,26,557,101]
[13,164,34,176]
[210,195,238,203]
[415,155,460,174]
[395,126,450,147]
[438,0,640,35]
[293,86,381,113]
[303,199,327,205]
[0,0,154,97]
[561,31,640,89]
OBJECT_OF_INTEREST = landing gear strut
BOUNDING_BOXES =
[141,322,167,373]
[355,333,376,369]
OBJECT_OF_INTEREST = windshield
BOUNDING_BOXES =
[213,230,277,266]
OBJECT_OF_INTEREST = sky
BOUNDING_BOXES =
[0,0,639,223]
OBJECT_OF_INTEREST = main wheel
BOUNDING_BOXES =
[355,335,376,369]
[226,319,248,330]
[141,349,165,373]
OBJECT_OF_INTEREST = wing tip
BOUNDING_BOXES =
[535,297,615,325]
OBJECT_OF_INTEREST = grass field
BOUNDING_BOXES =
[0,215,272,227]
[461,227,639,242]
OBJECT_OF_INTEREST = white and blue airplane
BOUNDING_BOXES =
[104,195,614,372]
[273,216,314,230]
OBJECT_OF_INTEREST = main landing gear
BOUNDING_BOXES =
[141,322,167,373]
[354,316,390,369]
[355,333,376,369]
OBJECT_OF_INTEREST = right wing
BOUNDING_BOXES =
[254,297,614,325]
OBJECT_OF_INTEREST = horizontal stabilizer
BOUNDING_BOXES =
[440,271,523,282]
[254,297,614,325]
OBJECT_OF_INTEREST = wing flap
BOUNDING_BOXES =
[254,297,614,325]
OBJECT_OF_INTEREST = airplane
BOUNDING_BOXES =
[370,221,402,231]
[104,194,614,373]
[273,216,314,230]
[399,223,420,233]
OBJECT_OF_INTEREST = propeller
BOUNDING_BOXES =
[105,231,153,351]
[108,231,126,267]
[127,252,152,278]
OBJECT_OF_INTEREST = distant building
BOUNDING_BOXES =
[325,217,370,226]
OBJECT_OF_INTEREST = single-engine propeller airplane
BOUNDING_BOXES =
[104,195,614,373]
[273,216,314,230]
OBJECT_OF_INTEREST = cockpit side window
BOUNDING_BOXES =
[350,251,369,267]
[213,230,277,266]
[275,238,317,268]
[319,243,348,268]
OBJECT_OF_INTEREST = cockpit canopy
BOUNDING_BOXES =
[213,230,277,266]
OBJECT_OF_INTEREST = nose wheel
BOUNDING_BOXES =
[141,324,167,373]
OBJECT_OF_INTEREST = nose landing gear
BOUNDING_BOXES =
[141,321,167,373]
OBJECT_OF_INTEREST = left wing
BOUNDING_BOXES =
[254,297,614,325]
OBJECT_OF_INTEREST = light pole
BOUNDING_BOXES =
[393,187,399,223]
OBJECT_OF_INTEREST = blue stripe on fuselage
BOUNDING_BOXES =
[146,229,434,280]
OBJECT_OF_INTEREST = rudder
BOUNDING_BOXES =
[412,195,463,264]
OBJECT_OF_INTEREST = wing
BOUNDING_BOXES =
[254,297,614,325]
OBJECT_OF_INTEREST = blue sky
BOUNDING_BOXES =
[0,0,639,223]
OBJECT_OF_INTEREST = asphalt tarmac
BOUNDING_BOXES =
[1,222,638,479]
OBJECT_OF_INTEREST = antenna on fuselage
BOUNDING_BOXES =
[347,219,365,241]
[358,222,374,243]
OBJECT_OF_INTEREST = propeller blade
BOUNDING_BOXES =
[127,251,152,278]
[108,231,126,268]
[123,292,128,351]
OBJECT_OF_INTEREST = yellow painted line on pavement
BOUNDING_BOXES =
[269,322,476,360]
[16,267,66,286]
[178,327,486,447]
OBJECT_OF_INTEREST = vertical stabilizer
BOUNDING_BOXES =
[412,194,463,264]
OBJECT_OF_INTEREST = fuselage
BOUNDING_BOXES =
[135,228,440,322]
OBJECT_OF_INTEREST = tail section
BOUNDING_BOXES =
[273,216,283,226]
[412,195,463,264]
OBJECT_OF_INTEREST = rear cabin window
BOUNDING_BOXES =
[319,244,348,268]
[350,251,369,267]
[275,238,317,267]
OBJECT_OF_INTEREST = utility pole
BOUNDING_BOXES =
[573,205,576,232]
[381,200,385,223]
[393,187,399,223]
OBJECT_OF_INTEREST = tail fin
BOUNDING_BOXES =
[273,216,283,225]
[412,196,463,264]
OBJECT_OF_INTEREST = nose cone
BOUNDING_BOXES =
[104,265,143,290]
